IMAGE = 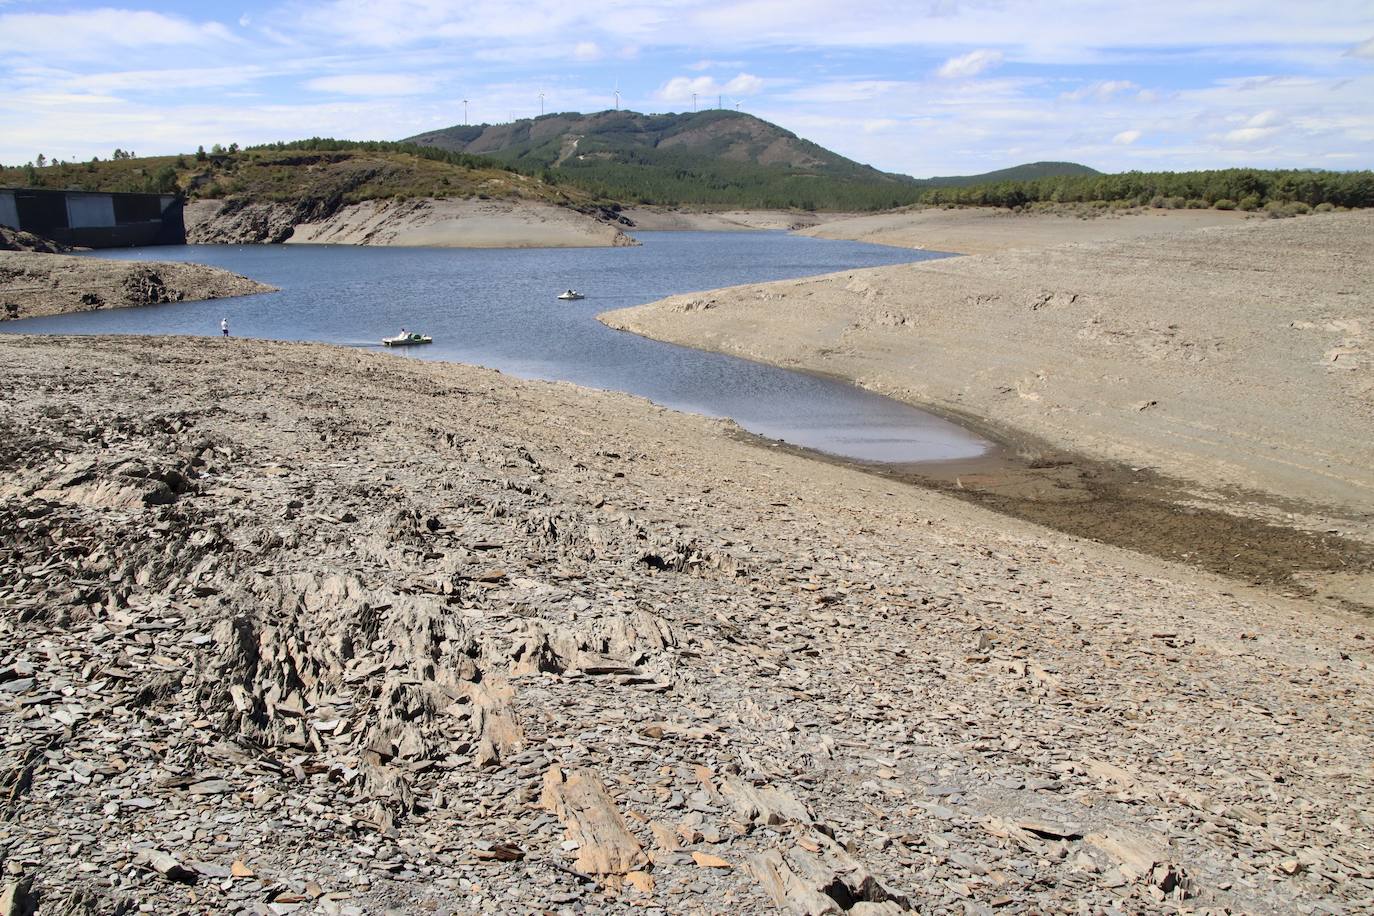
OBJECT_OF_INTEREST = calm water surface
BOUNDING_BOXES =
[1,232,989,462]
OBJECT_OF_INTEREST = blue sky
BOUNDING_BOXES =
[2,0,1372,176]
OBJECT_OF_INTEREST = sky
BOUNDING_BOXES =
[2,1,1372,177]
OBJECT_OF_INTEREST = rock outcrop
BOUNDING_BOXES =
[0,250,275,320]
[185,196,639,248]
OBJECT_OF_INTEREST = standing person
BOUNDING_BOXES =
[221,317,229,338]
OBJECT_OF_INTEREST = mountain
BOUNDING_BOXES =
[406,110,922,210]
[405,111,1098,210]
[915,161,1100,187]
[408,110,905,181]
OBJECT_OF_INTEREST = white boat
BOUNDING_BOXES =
[557,289,585,300]
[383,332,432,347]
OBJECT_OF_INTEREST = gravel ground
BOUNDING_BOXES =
[2,335,1370,915]
[0,251,274,321]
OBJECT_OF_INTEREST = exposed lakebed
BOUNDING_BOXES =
[2,231,990,463]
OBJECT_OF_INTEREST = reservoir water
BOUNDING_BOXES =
[1,231,990,463]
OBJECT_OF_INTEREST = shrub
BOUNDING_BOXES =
[1314,201,1335,213]
[1213,199,1237,210]
[1265,200,1310,219]
[1149,195,1167,208]
[1186,198,1208,209]
[1164,196,1187,209]
[1237,195,1261,211]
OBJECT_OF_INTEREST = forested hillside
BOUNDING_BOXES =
[0,140,590,209]
[5,137,1368,215]
[921,167,1374,210]
[404,110,1105,210]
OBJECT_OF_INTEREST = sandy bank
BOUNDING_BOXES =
[186,196,637,249]
[622,207,834,232]
[603,213,1374,555]
[800,206,1253,254]
[2,334,1369,913]
[0,250,274,321]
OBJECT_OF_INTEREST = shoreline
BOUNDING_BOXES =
[0,249,275,321]
[185,196,639,248]
[601,209,1374,606]
[609,318,1374,603]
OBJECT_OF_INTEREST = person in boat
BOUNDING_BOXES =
[398,327,407,340]
[565,290,576,297]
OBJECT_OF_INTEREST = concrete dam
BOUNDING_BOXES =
[0,187,185,248]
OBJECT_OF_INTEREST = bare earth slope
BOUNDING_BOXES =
[1,336,1371,914]
[0,251,274,321]
[800,207,1252,254]
[185,197,637,249]
[603,213,1374,539]
[621,209,833,232]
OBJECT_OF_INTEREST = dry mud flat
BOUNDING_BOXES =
[621,209,833,233]
[798,207,1253,255]
[605,212,1374,606]
[0,251,274,321]
[2,336,1372,915]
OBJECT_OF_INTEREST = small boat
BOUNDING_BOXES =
[383,332,432,347]
[557,289,585,301]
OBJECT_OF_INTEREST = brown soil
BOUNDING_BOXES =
[741,415,1374,610]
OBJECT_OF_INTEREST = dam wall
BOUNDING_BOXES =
[0,187,185,248]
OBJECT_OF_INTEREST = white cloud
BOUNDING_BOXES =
[573,41,601,61]
[305,74,431,96]
[73,66,268,94]
[937,49,1004,78]
[0,9,233,59]
[1113,129,1142,145]
[1062,80,1139,101]
[688,58,744,71]
[1222,126,1281,144]
[656,72,764,103]
[1348,36,1374,59]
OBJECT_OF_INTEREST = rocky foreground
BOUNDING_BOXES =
[1,335,1371,915]
[0,251,274,322]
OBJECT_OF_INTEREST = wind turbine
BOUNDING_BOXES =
[463,99,469,125]
[613,80,620,111]
[692,92,697,112]
[539,91,545,116]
